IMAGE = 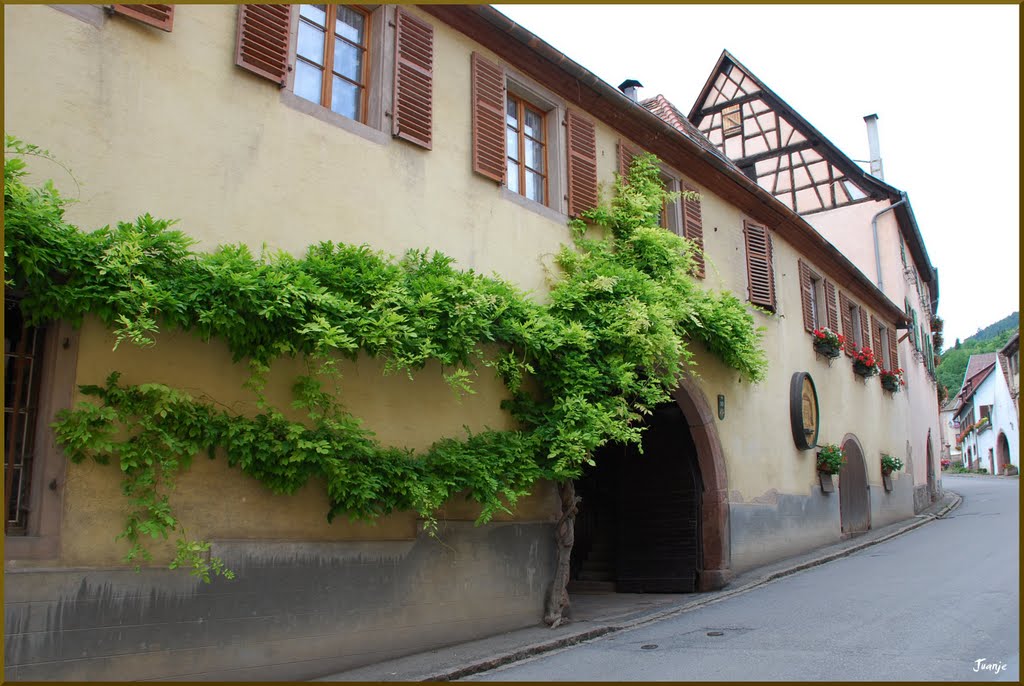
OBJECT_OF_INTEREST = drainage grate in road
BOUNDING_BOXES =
[641,644,658,650]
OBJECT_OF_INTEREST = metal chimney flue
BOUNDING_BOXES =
[864,113,884,180]
[618,79,643,103]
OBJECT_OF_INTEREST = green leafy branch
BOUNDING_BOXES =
[7,136,768,578]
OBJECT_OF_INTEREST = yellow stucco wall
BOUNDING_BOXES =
[807,200,942,490]
[6,5,916,569]
[57,318,556,567]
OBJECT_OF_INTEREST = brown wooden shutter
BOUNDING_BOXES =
[859,308,870,351]
[392,9,433,150]
[743,221,776,312]
[618,139,643,181]
[887,325,899,371]
[566,109,598,217]
[871,315,882,358]
[838,291,855,356]
[797,260,814,333]
[112,4,174,31]
[681,182,705,279]
[823,279,839,333]
[471,52,506,183]
[235,5,292,86]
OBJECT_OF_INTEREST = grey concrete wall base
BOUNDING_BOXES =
[913,484,931,513]
[870,473,915,528]
[4,522,555,681]
[728,489,838,572]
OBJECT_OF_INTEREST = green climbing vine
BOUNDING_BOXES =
[4,135,767,581]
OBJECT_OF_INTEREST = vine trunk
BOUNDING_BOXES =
[543,480,580,628]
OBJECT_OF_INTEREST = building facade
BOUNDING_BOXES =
[953,352,1019,474]
[5,5,928,680]
[682,51,944,511]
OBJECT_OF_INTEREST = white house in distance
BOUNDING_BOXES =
[997,331,1019,423]
[953,351,1018,474]
[939,398,960,467]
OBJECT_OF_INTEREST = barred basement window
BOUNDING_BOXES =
[4,299,46,535]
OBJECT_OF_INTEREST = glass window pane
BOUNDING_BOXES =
[331,77,360,120]
[297,21,325,65]
[525,139,543,172]
[524,108,544,140]
[507,161,520,193]
[294,60,323,104]
[506,128,519,162]
[300,4,327,27]
[506,97,518,126]
[335,5,365,44]
[525,170,544,203]
[333,39,362,82]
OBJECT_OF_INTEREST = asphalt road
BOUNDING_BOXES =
[467,475,1019,681]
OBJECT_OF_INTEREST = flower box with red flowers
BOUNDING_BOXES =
[879,367,904,392]
[852,346,878,377]
[812,327,844,359]
[816,443,846,475]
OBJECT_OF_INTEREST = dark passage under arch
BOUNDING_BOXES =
[570,401,702,593]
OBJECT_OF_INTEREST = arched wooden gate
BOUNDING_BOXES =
[839,436,870,534]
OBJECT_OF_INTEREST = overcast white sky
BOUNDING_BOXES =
[494,4,1020,347]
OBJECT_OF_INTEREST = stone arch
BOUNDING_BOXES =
[672,376,731,591]
[839,433,871,534]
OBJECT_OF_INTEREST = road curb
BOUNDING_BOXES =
[404,492,965,681]
[419,625,619,682]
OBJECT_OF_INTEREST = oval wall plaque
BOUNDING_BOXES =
[790,371,819,450]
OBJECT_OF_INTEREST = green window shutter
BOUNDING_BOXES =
[912,310,920,350]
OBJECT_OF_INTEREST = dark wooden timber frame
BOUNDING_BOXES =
[419,6,908,327]
[687,49,937,315]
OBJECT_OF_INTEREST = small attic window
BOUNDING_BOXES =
[723,104,742,137]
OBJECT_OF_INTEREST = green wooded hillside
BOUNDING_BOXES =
[936,312,1019,399]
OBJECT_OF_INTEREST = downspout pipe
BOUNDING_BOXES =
[870,197,907,291]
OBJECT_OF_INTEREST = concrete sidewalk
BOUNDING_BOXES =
[313,490,962,682]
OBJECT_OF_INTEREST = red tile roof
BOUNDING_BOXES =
[640,94,729,162]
